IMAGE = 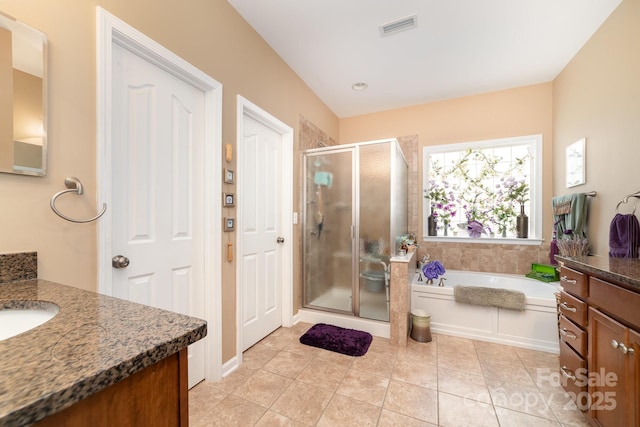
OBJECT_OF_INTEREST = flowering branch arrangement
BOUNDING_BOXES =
[500,176,529,205]
[424,179,457,228]
[492,203,517,235]
[425,148,532,238]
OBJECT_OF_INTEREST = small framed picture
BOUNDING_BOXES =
[566,138,586,188]
[224,217,235,232]
[223,193,235,207]
[224,168,234,184]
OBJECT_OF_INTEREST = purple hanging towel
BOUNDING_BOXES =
[609,213,640,258]
[549,237,559,265]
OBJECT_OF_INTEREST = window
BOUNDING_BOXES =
[423,135,542,242]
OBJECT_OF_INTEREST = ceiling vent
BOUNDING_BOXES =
[379,14,417,37]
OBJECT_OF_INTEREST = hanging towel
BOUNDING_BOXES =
[549,234,559,265]
[552,193,588,237]
[314,171,333,187]
[609,213,640,258]
[453,286,526,311]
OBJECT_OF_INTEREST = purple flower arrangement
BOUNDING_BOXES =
[466,220,488,238]
[422,260,446,280]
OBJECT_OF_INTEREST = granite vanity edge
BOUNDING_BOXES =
[557,255,640,291]
[6,324,207,427]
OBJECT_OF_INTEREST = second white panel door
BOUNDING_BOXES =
[240,115,283,351]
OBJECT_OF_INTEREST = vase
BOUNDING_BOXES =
[443,220,448,236]
[516,204,528,238]
[501,228,507,238]
[427,207,437,236]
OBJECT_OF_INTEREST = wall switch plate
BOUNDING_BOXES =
[293,212,298,224]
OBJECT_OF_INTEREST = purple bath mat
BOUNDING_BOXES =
[299,323,372,357]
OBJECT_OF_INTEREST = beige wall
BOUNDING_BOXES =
[553,0,639,256]
[340,83,555,271]
[0,0,338,363]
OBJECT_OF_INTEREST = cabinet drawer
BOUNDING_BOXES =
[589,277,640,331]
[559,339,587,399]
[558,291,587,327]
[559,314,587,357]
[559,267,587,299]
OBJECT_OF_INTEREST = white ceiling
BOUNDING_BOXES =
[227,0,622,118]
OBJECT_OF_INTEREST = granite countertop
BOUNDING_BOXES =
[0,279,207,427]
[557,255,640,291]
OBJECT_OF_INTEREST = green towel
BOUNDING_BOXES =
[525,271,558,283]
[314,171,333,187]
[552,193,587,237]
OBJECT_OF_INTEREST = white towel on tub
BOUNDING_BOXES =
[453,285,526,311]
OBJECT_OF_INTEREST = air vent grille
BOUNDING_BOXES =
[379,14,417,37]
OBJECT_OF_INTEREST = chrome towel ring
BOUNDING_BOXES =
[50,177,107,223]
[615,191,640,215]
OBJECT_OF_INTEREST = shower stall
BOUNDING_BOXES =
[302,139,408,322]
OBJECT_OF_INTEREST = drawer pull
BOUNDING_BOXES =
[560,328,577,340]
[559,302,577,313]
[612,340,635,355]
[560,275,577,285]
[560,366,576,381]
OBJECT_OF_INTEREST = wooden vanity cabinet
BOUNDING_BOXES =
[587,276,640,427]
[630,329,640,426]
[558,262,640,427]
[34,349,189,427]
[588,308,637,427]
[558,267,588,400]
[559,266,587,298]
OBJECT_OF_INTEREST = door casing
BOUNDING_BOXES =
[96,7,223,381]
[235,95,293,366]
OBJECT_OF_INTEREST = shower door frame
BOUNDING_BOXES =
[301,138,405,320]
[302,146,358,317]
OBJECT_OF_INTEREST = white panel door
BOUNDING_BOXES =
[240,115,283,351]
[111,42,205,387]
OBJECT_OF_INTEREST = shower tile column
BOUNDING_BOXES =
[389,249,416,347]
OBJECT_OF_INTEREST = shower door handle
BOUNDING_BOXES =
[277,237,285,243]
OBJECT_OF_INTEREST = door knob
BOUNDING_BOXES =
[112,255,130,269]
[276,237,285,243]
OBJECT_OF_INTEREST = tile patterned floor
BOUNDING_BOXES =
[189,322,590,426]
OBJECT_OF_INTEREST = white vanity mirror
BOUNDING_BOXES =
[0,12,47,176]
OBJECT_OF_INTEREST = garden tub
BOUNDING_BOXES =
[411,270,561,353]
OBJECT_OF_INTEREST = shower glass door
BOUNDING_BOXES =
[358,142,392,322]
[303,149,354,314]
[302,139,407,322]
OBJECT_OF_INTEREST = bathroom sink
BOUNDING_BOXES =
[0,301,59,341]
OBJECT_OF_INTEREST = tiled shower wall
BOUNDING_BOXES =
[416,242,552,275]
[299,116,337,150]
